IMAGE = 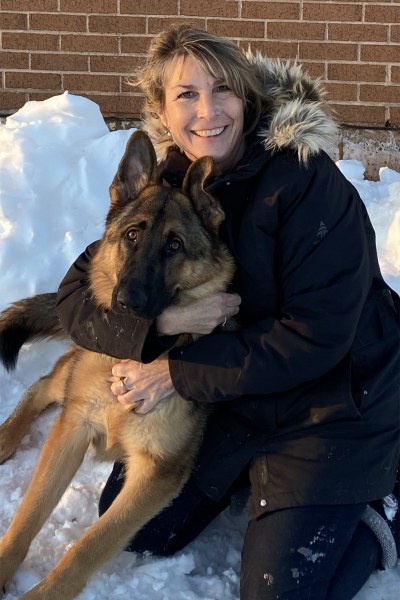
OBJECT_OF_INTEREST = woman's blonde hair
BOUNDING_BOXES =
[135,25,269,137]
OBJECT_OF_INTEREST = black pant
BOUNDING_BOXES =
[99,462,380,600]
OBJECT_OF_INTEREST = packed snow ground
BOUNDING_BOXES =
[0,93,399,599]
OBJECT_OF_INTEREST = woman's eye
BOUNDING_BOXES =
[126,229,138,243]
[168,238,182,252]
[178,90,195,99]
[215,84,229,93]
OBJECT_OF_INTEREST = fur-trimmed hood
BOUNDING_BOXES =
[143,53,338,165]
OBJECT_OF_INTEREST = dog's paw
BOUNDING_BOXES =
[0,548,20,595]
[0,556,8,595]
[0,572,9,595]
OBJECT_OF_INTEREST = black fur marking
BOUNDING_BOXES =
[0,322,31,371]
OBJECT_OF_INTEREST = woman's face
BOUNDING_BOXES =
[159,55,245,171]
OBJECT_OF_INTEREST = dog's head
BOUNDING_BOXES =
[90,130,234,319]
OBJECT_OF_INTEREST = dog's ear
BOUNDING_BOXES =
[182,156,225,233]
[110,130,158,208]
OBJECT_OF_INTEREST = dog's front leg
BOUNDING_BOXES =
[19,451,189,600]
[0,412,89,594]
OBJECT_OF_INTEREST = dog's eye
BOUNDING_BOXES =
[126,228,138,243]
[168,237,182,252]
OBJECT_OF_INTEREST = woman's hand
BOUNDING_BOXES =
[156,292,241,336]
[110,359,174,414]
[110,293,240,413]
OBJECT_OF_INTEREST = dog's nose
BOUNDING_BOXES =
[116,284,147,312]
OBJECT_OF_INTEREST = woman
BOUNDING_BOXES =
[56,25,399,599]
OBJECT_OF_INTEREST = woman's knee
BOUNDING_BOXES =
[240,504,369,600]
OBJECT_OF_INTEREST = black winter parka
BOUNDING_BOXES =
[56,56,400,519]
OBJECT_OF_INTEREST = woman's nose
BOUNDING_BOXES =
[197,93,219,118]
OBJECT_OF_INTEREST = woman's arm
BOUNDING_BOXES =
[56,242,168,361]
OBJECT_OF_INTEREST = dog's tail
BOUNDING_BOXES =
[0,293,65,371]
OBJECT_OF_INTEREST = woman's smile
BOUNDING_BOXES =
[191,126,226,137]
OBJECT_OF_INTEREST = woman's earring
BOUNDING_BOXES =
[165,129,171,137]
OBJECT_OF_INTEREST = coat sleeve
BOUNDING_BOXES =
[56,241,176,361]
[168,153,373,404]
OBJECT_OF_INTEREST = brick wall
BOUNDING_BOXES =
[0,0,399,128]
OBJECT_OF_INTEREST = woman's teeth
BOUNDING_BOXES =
[193,127,225,137]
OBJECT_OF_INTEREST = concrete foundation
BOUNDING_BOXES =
[325,127,400,180]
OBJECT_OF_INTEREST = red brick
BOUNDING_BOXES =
[121,0,178,15]
[361,44,400,63]
[303,2,362,22]
[88,15,145,34]
[331,103,386,126]
[2,32,59,51]
[63,73,120,92]
[268,21,325,41]
[88,93,143,117]
[329,23,388,43]
[1,12,28,29]
[328,63,386,83]
[242,1,299,20]
[120,36,151,54]
[208,19,265,39]
[6,72,62,91]
[0,52,30,70]
[29,14,87,32]
[60,0,117,12]
[388,106,400,127]
[1,0,57,10]
[0,91,28,110]
[324,82,357,102]
[1,3,397,131]
[360,84,400,104]
[180,0,238,17]
[299,42,358,61]
[31,53,89,72]
[365,5,400,24]
[391,67,400,84]
[61,34,118,53]
[391,24,400,43]
[90,55,145,73]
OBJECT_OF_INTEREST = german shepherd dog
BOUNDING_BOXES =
[0,130,234,600]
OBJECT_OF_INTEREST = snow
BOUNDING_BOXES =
[0,91,399,599]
